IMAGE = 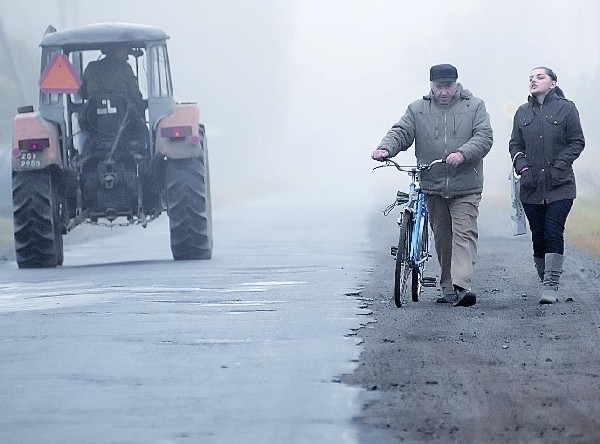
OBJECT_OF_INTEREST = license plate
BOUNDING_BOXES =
[20,152,42,169]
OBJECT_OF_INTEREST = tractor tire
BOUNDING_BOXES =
[12,169,64,268]
[166,138,212,260]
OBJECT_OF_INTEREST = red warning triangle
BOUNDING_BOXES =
[39,54,81,93]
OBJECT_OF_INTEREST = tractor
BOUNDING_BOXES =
[11,23,212,268]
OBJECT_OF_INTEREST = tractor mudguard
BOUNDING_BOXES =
[12,112,62,172]
[155,103,203,159]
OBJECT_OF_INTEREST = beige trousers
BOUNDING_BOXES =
[425,193,481,292]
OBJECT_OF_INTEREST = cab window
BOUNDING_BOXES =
[151,45,172,98]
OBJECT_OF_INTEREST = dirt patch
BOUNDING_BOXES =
[343,202,600,443]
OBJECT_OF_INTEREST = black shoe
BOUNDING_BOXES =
[436,293,457,303]
[454,290,476,307]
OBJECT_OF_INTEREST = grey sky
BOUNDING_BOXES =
[2,0,598,200]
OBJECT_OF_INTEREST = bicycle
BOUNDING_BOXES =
[374,158,445,307]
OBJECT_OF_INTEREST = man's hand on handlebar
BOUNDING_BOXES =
[371,149,390,161]
[445,151,465,166]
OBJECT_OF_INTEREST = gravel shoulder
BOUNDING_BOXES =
[343,199,600,443]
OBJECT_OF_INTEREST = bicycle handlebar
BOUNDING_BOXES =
[373,157,446,172]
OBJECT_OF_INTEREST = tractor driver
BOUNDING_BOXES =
[78,45,143,110]
[78,46,147,145]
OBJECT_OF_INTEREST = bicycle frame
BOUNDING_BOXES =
[375,157,444,306]
[405,175,428,269]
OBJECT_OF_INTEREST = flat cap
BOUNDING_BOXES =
[430,64,458,83]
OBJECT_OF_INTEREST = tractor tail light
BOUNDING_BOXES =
[18,138,50,152]
[161,126,193,141]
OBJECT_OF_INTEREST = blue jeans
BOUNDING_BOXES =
[522,199,573,257]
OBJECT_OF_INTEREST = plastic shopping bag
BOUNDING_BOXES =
[509,170,527,236]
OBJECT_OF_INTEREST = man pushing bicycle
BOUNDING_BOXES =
[371,64,493,307]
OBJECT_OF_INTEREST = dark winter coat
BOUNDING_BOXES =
[378,84,493,198]
[509,89,585,204]
[78,56,143,105]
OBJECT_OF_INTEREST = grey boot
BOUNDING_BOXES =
[539,253,563,304]
[534,256,545,282]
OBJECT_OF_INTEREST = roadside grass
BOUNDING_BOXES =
[566,198,600,258]
[481,192,600,259]
[0,217,13,247]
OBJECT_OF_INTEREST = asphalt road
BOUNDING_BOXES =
[0,193,376,443]
[3,159,598,443]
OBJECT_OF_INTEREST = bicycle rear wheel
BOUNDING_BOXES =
[394,210,412,307]
[411,212,429,302]
[411,268,420,302]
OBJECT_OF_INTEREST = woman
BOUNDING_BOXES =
[509,67,585,304]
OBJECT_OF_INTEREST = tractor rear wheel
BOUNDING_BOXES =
[12,169,64,268]
[166,138,212,260]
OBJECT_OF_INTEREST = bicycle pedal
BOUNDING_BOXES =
[421,277,437,287]
[390,246,398,257]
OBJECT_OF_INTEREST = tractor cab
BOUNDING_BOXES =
[38,23,174,161]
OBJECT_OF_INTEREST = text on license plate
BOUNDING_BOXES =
[20,152,42,169]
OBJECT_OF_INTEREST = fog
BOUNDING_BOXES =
[2,0,599,206]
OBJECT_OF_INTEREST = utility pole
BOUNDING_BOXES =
[58,0,67,29]
[57,0,79,29]
[0,15,27,106]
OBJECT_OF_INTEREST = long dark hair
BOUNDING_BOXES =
[534,66,565,98]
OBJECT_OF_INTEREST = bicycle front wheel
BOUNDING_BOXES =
[394,209,413,308]
[411,212,429,302]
